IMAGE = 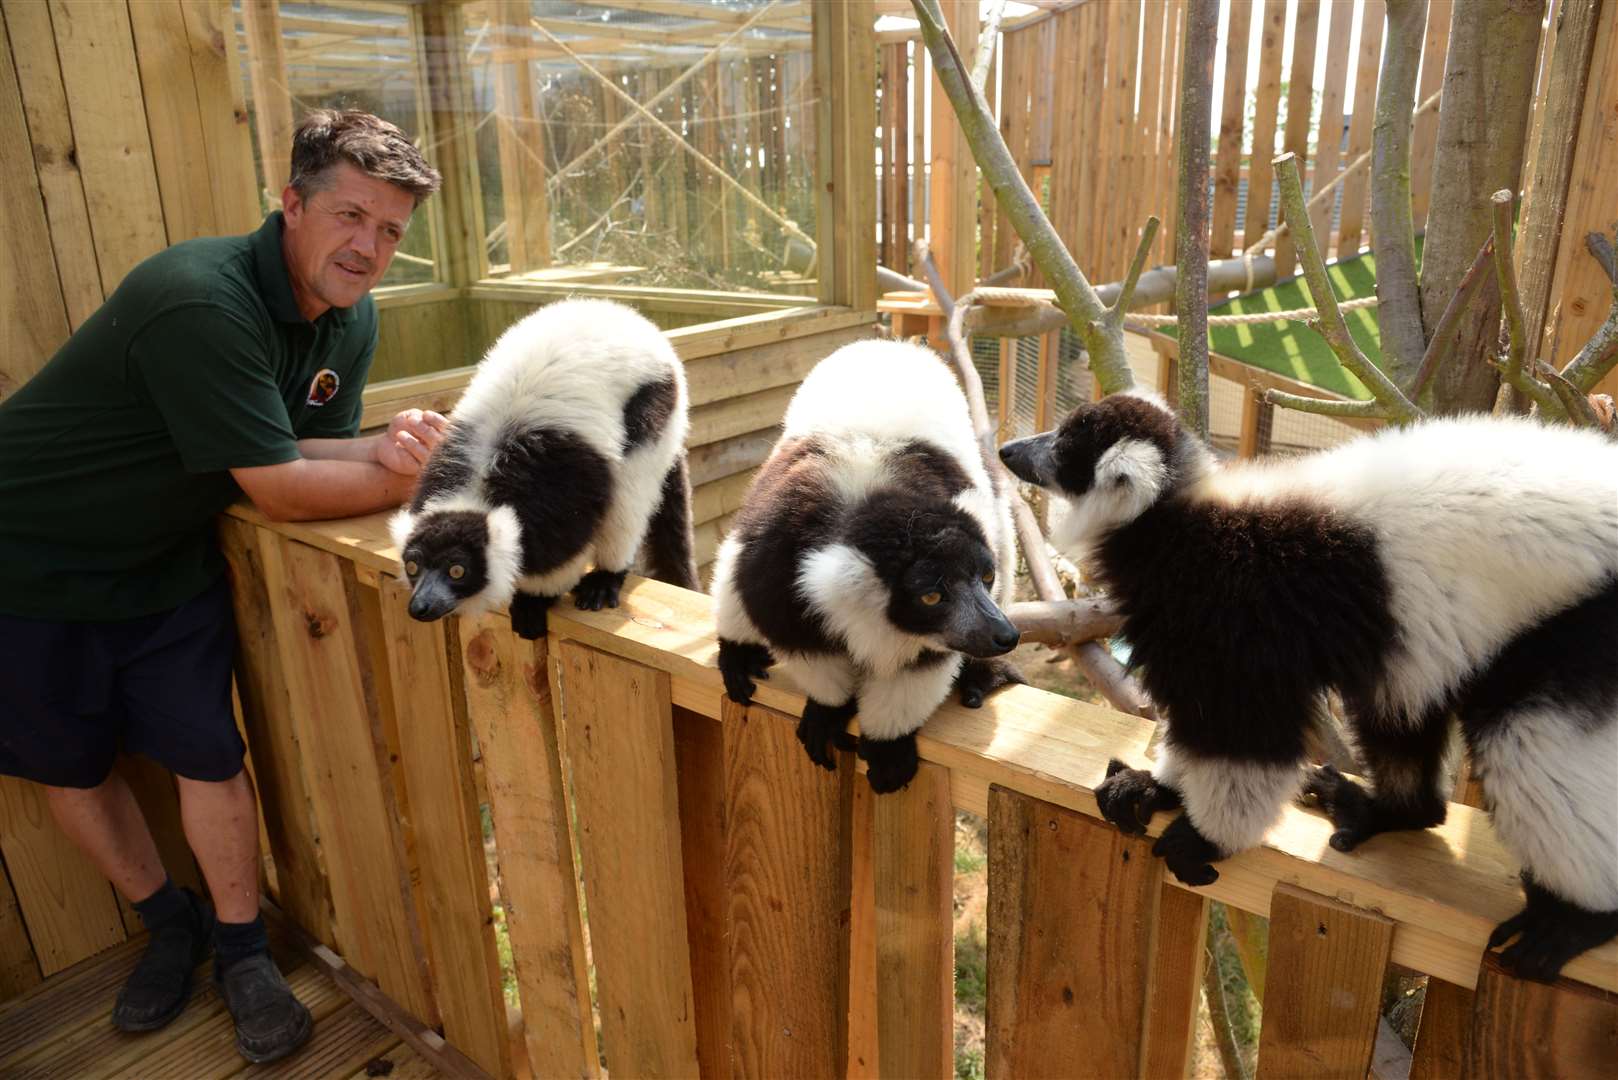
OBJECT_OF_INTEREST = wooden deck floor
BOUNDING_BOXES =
[0,930,444,1079]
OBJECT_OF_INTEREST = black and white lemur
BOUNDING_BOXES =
[390,298,697,639]
[713,340,1023,794]
[998,389,1618,981]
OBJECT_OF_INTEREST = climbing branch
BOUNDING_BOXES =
[1409,238,1493,402]
[1487,191,1562,416]
[910,0,1142,394]
[1371,0,1429,385]
[1273,153,1425,424]
[1006,599,1125,647]
[1559,227,1618,393]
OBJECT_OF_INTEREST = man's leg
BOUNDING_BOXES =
[175,770,259,923]
[45,772,167,903]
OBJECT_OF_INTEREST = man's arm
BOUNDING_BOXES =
[233,409,449,522]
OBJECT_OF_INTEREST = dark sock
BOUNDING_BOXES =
[133,879,196,934]
[214,915,270,974]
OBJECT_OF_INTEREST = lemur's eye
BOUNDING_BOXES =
[404,561,419,577]
[981,571,995,586]
[920,591,942,606]
[449,564,466,580]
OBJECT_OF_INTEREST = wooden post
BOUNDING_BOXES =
[1336,0,1385,254]
[1256,884,1395,1079]
[1141,884,1210,1080]
[1033,330,1057,432]
[1307,0,1355,252]
[1273,0,1320,275]
[421,0,487,286]
[1461,953,1618,1079]
[240,0,294,198]
[1243,0,1286,255]
[556,642,700,1076]
[492,0,548,272]
[1409,0,1453,231]
[1210,0,1254,259]
[723,698,853,1077]
[929,0,978,300]
[378,584,511,1078]
[672,705,731,1080]
[815,0,876,309]
[463,621,599,1079]
[874,761,953,1079]
[985,787,1159,1077]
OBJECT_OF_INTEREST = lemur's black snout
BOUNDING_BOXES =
[407,571,461,622]
[999,433,1056,487]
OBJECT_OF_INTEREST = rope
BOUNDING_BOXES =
[1127,295,1380,328]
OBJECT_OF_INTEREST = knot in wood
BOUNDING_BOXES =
[302,607,335,638]
[466,630,501,684]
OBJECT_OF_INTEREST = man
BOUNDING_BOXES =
[0,110,447,1064]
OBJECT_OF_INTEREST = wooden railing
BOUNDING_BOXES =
[219,504,1618,1079]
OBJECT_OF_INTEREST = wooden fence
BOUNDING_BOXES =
[29,508,1586,1078]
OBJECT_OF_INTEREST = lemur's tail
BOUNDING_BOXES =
[643,455,699,590]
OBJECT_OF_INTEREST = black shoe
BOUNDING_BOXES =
[111,890,214,1033]
[214,952,313,1064]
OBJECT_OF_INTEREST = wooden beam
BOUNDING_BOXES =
[1463,953,1618,1079]
[491,0,548,272]
[241,0,295,196]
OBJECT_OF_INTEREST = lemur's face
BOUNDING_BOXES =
[850,504,1020,658]
[999,393,1181,552]
[400,511,491,621]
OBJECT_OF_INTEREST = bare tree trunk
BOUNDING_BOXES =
[1175,0,1218,439]
[1372,0,1429,388]
[1417,0,1544,414]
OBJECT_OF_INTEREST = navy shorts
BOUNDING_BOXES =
[0,577,246,789]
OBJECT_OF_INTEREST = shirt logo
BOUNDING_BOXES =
[307,369,340,407]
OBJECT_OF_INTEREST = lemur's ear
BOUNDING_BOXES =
[1094,438,1168,500]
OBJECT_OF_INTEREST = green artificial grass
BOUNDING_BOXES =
[1165,237,1425,400]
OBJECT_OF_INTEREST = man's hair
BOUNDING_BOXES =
[288,109,441,206]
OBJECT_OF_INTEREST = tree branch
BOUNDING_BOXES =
[1560,227,1618,393]
[1262,390,1402,420]
[1006,599,1125,647]
[1588,230,1618,285]
[1108,217,1161,325]
[1370,0,1429,385]
[1274,153,1426,423]
[969,0,1006,94]
[1544,367,1604,428]
[910,0,1140,395]
[1490,190,1531,409]
[1409,237,1493,401]
[1174,0,1218,439]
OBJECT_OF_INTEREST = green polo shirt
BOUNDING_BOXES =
[0,212,378,621]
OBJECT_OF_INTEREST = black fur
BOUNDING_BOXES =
[1097,493,1394,767]
[1050,395,1184,495]
[859,733,920,794]
[483,424,614,577]
[509,592,554,640]
[798,699,858,770]
[408,428,477,510]
[622,376,678,453]
[1488,873,1618,983]
[573,569,627,611]
[400,512,491,620]
[717,639,774,704]
[956,656,1025,708]
[643,457,698,589]
[1152,815,1222,887]
[1096,758,1184,835]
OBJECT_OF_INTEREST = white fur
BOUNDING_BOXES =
[1159,742,1304,855]
[1471,707,1618,912]
[396,298,688,605]
[711,534,766,645]
[797,544,938,675]
[1189,414,1618,724]
[1047,437,1170,557]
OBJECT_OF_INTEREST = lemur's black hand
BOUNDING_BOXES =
[717,639,774,705]
[796,699,858,770]
[1095,759,1182,835]
[1152,815,1222,886]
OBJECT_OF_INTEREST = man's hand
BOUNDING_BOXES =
[376,409,449,476]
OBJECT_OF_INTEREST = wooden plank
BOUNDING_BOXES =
[1243,0,1286,253]
[692,469,756,527]
[264,537,434,1023]
[723,696,852,1078]
[882,43,902,269]
[0,934,146,1064]
[227,513,1618,997]
[873,761,953,1079]
[1032,330,1058,432]
[1463,953,1618,1079]
[977,44,998,281]
[683,320,873,407]
[1104,0,1141,281]
[218,518,334,942]
[994,27,1033,275]
[1307,0,1355,251]
[0,778,125,978]
[1408,976,1473,1080]
[1138,0,1169,269]
[891,42,910,276]
[1409,0,1452,231]
[463,620,598,1080]
[127,0,218,243]
[377,582,510,1078]
[1075,2,1108,274]
[929,0,977,298]
[1211,0,1255,258]
[1542,0,1618,374]
[0,862,41,1002]
[672,706,731,1080]
[846,778,879,1079]
[179,0,263,236]
[1257,883,1395,1079]
[2,0,101,336]
[688,427,780,488]
[555,641,700,1077]
[421,0,487,287]
[240,0,294,197]
[1336,0,1385,253]
[1141,883,1210,1080]
[986,785,1158,1077]
[688,384,798,447]
[1273,0,1321,275]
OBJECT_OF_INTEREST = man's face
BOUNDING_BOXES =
[281,161,414,320]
